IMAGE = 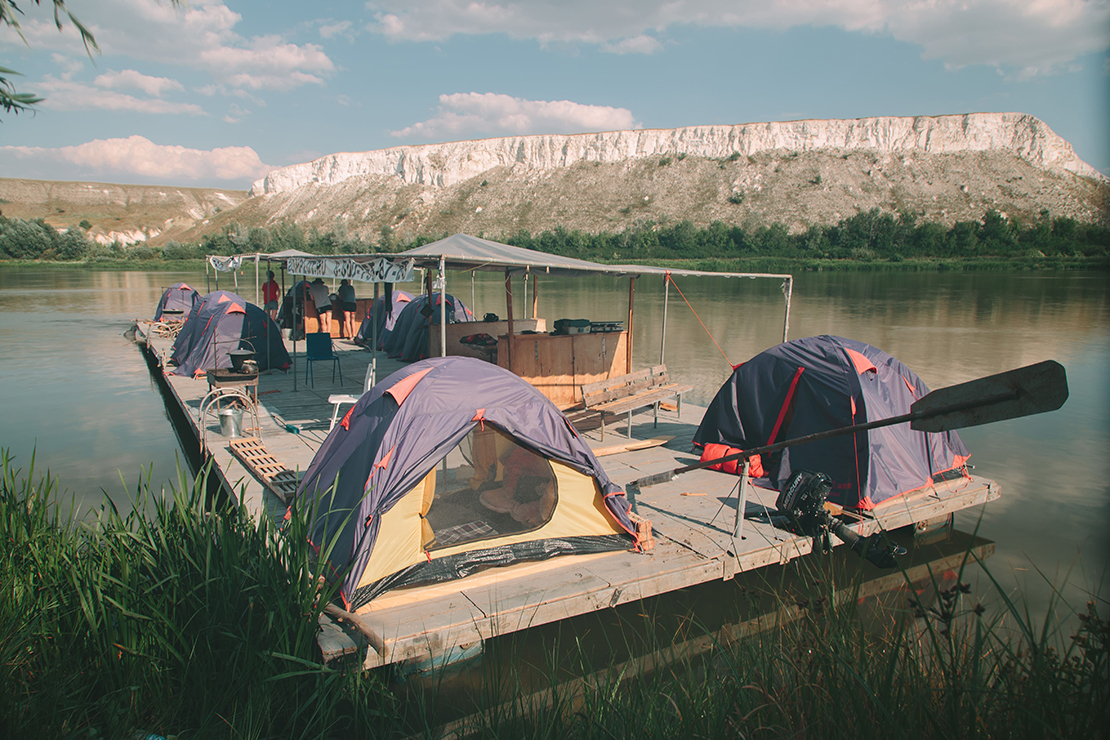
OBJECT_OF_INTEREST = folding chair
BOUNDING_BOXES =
[305,332,342,387]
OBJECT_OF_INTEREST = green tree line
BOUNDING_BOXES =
[2,209,1107,265]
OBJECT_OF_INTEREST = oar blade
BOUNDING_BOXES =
[910,360,1068,432]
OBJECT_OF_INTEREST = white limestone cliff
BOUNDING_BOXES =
[251,113,1103,196]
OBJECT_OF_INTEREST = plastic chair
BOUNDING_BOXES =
[329,363,375,430]
[305,332,343,387]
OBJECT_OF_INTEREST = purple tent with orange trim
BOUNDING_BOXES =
[296,356,638,609]
[168,290,290,378]
[693,335,970,510]
[154,282,201,320]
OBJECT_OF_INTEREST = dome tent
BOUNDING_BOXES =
[168,290,290,378]
[382,292,474,362]
[355,289,414,349]
[693,335,970,510]
[154,282,201,320]
[296,356,640,609]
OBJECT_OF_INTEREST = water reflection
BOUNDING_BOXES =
[0,266,1104,620]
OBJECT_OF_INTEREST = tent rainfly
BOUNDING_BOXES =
[693,335,971,509]
[295,356,643,609]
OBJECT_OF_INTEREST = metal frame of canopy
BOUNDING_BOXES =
[261,234,794,393]
[389,235,794,373]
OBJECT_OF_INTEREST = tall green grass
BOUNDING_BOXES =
[3,453,1106,739]
[0,452,396,739]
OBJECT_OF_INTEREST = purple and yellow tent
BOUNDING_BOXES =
[295,356,640,609]
[694,335,970,510]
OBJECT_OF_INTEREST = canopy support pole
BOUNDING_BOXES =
[504,269,514,372]
[439,256,447,357]
[660,273,670,366]
[531,274,538,320]
[782,277,792,343]
[254,257,260,307]
[370,282,378,388]
[424,269,434,358]
[523,272,529,319]
[626,276,636,373]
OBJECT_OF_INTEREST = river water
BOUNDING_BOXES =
[0,265,1105,624]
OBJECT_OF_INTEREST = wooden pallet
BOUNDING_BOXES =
[229,437,298,502]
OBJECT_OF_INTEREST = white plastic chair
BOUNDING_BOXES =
[328,363,374,430]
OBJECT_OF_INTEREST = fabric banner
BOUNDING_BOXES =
[286,256,415,284]
[208,255,243,272]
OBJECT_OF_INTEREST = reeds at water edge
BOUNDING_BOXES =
[2,450,1106,739]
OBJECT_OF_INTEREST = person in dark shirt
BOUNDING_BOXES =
[338,279,357,339]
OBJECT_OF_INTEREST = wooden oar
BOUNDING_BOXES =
[628,360,1068,490]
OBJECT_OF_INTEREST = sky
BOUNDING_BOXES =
[1,0,1108,191]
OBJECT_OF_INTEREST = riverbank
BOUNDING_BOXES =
[2,460,1105,739]
[2,252,1108,273]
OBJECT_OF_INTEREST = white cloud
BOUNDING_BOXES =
[94,69,183,97]
[392,92,639,139]
[319,19,354,39]
[600,35,663,55]
[363,0,1110,73]
[36,76,205,114]
[2,0,335,91]
[0,135,273,183]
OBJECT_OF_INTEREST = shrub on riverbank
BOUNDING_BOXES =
[2,209,1108,271]
[2,456,1106,738]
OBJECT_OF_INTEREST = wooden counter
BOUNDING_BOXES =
[497,330,629,409]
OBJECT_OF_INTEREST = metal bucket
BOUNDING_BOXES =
[218,408,244,438]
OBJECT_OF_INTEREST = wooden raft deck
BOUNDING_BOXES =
[137,324,1000,672]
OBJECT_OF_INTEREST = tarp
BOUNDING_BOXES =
[382,292,474,362]
[296,356,639,608]
[392,233,626,277]
[154,282,200,320]
[168,290,291,378]
[693,335,970,509]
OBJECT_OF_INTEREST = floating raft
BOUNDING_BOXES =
[136,324,1000,672]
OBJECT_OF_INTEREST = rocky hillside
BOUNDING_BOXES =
[0,178,248,245]
[4,113,1107,248]
[220,113,1107,244]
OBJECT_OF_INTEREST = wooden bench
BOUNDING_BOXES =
[580,365,693,440]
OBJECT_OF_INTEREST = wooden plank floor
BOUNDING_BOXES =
[138,324,1001,671]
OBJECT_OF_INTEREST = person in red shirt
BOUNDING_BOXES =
[262,270,280,321]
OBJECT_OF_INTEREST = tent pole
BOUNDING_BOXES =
[439,256,447,357]
[782,276,792,343]
[626,276,636,373]
[504,269,514,371]
[660,272,669,366]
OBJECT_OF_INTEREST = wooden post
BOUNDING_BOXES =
[660,272,669,366]
[626,276,636,374]
[504,269,514,372]
[531,274,539,319]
